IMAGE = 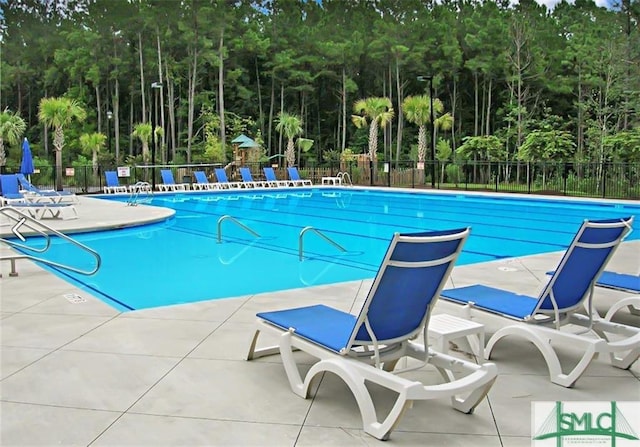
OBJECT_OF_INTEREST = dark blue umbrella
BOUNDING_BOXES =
[20,138,35,178]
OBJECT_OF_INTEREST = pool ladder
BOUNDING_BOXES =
[0,207,101,277]
[217,215,260,243]
[127,182,153,206]
[299,226,346,261]
[215,216,346,262]
[336,172,353,186]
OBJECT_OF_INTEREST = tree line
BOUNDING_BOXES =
[1,0,638,175]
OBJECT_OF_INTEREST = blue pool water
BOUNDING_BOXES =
[28,189,639,311]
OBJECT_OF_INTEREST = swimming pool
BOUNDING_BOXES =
[29,188,639,311]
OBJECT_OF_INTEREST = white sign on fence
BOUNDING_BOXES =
[117,166,131,177]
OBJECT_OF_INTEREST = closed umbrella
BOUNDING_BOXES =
[20,138,35,180]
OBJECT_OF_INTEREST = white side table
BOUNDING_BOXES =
[428,314,485,363]
[322,176,342,185]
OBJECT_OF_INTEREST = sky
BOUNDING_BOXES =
[521,0,616,9]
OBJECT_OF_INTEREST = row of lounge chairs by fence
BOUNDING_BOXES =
[103,167,313,194]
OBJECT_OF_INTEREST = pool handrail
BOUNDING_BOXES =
[217,215,261,243]
[299,226,347,261]
[0,206,102,276]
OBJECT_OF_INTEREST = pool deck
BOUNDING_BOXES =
[1,193,639,446]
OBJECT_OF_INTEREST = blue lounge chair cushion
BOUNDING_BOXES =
[105,171,121,187]
[239,168,252,182]
[258,304,357,353]
[1,174,22,195]
[288,167,303,181]
[264,167,278,181]
[3,192,25,200]
[16,174,75,196]
[441,285,539,320]
[597,271,640,292]
[546,270,640,293]
[194,171,209,184]
[215,168,229,183]
[161,169,176,184]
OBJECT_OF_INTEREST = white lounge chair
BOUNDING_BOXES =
[287,166,312,186]
[8,201,78,220]
[103,171,128,194]
[239,167,268,188]
[214,168,245,189]
[247,227,497,441]
[263,167,291,187]
[192,171,219,190]
[158,169,188,191]
[441,217,640,388]
[16,174,79,204]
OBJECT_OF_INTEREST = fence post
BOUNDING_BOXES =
[387,162,391,188]
[411,163,415,188]
[527,162,531,194]
[465,163,469,191]
[602,163,607,198]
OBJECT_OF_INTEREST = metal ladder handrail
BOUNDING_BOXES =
[127,182,152,206]
[0,207,101,275]
[299,226,347,261]
[336,171,353,186]
[216,215,260,243]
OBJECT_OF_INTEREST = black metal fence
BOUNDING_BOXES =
[8,161,640,200]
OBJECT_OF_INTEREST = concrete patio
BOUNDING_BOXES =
[1,196,638,446]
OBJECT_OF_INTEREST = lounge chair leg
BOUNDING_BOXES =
[382,359,399,372]
[588,318,640,369]
[604,296,640,321]
[303,358,413,441]
[245,328,281,360]
[485,325,602,388]
[279,331,310,397]
[246,329,261,360]
[428,352,496,413]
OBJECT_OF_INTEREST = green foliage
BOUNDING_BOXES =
[201,109,225,163]
[445,164,463,184]
[602,129,640,163]
[275,112,303,166]
[456,135,504,161]
[323,149,340,162]
[0,110,27,167]
[340,148,358,162]
[436,139,452,162]
[79,133,106,157]
[1,0,638,173]
[517,130,575,162]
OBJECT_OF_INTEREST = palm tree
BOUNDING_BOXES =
[0,109,27,170]
[351,97,394,160]
[132,122,152,163]
[79,132,106,177]
[296,138,314,166]
[275,112,303,167]
[402,95,453,167]
[38,97,86,190]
